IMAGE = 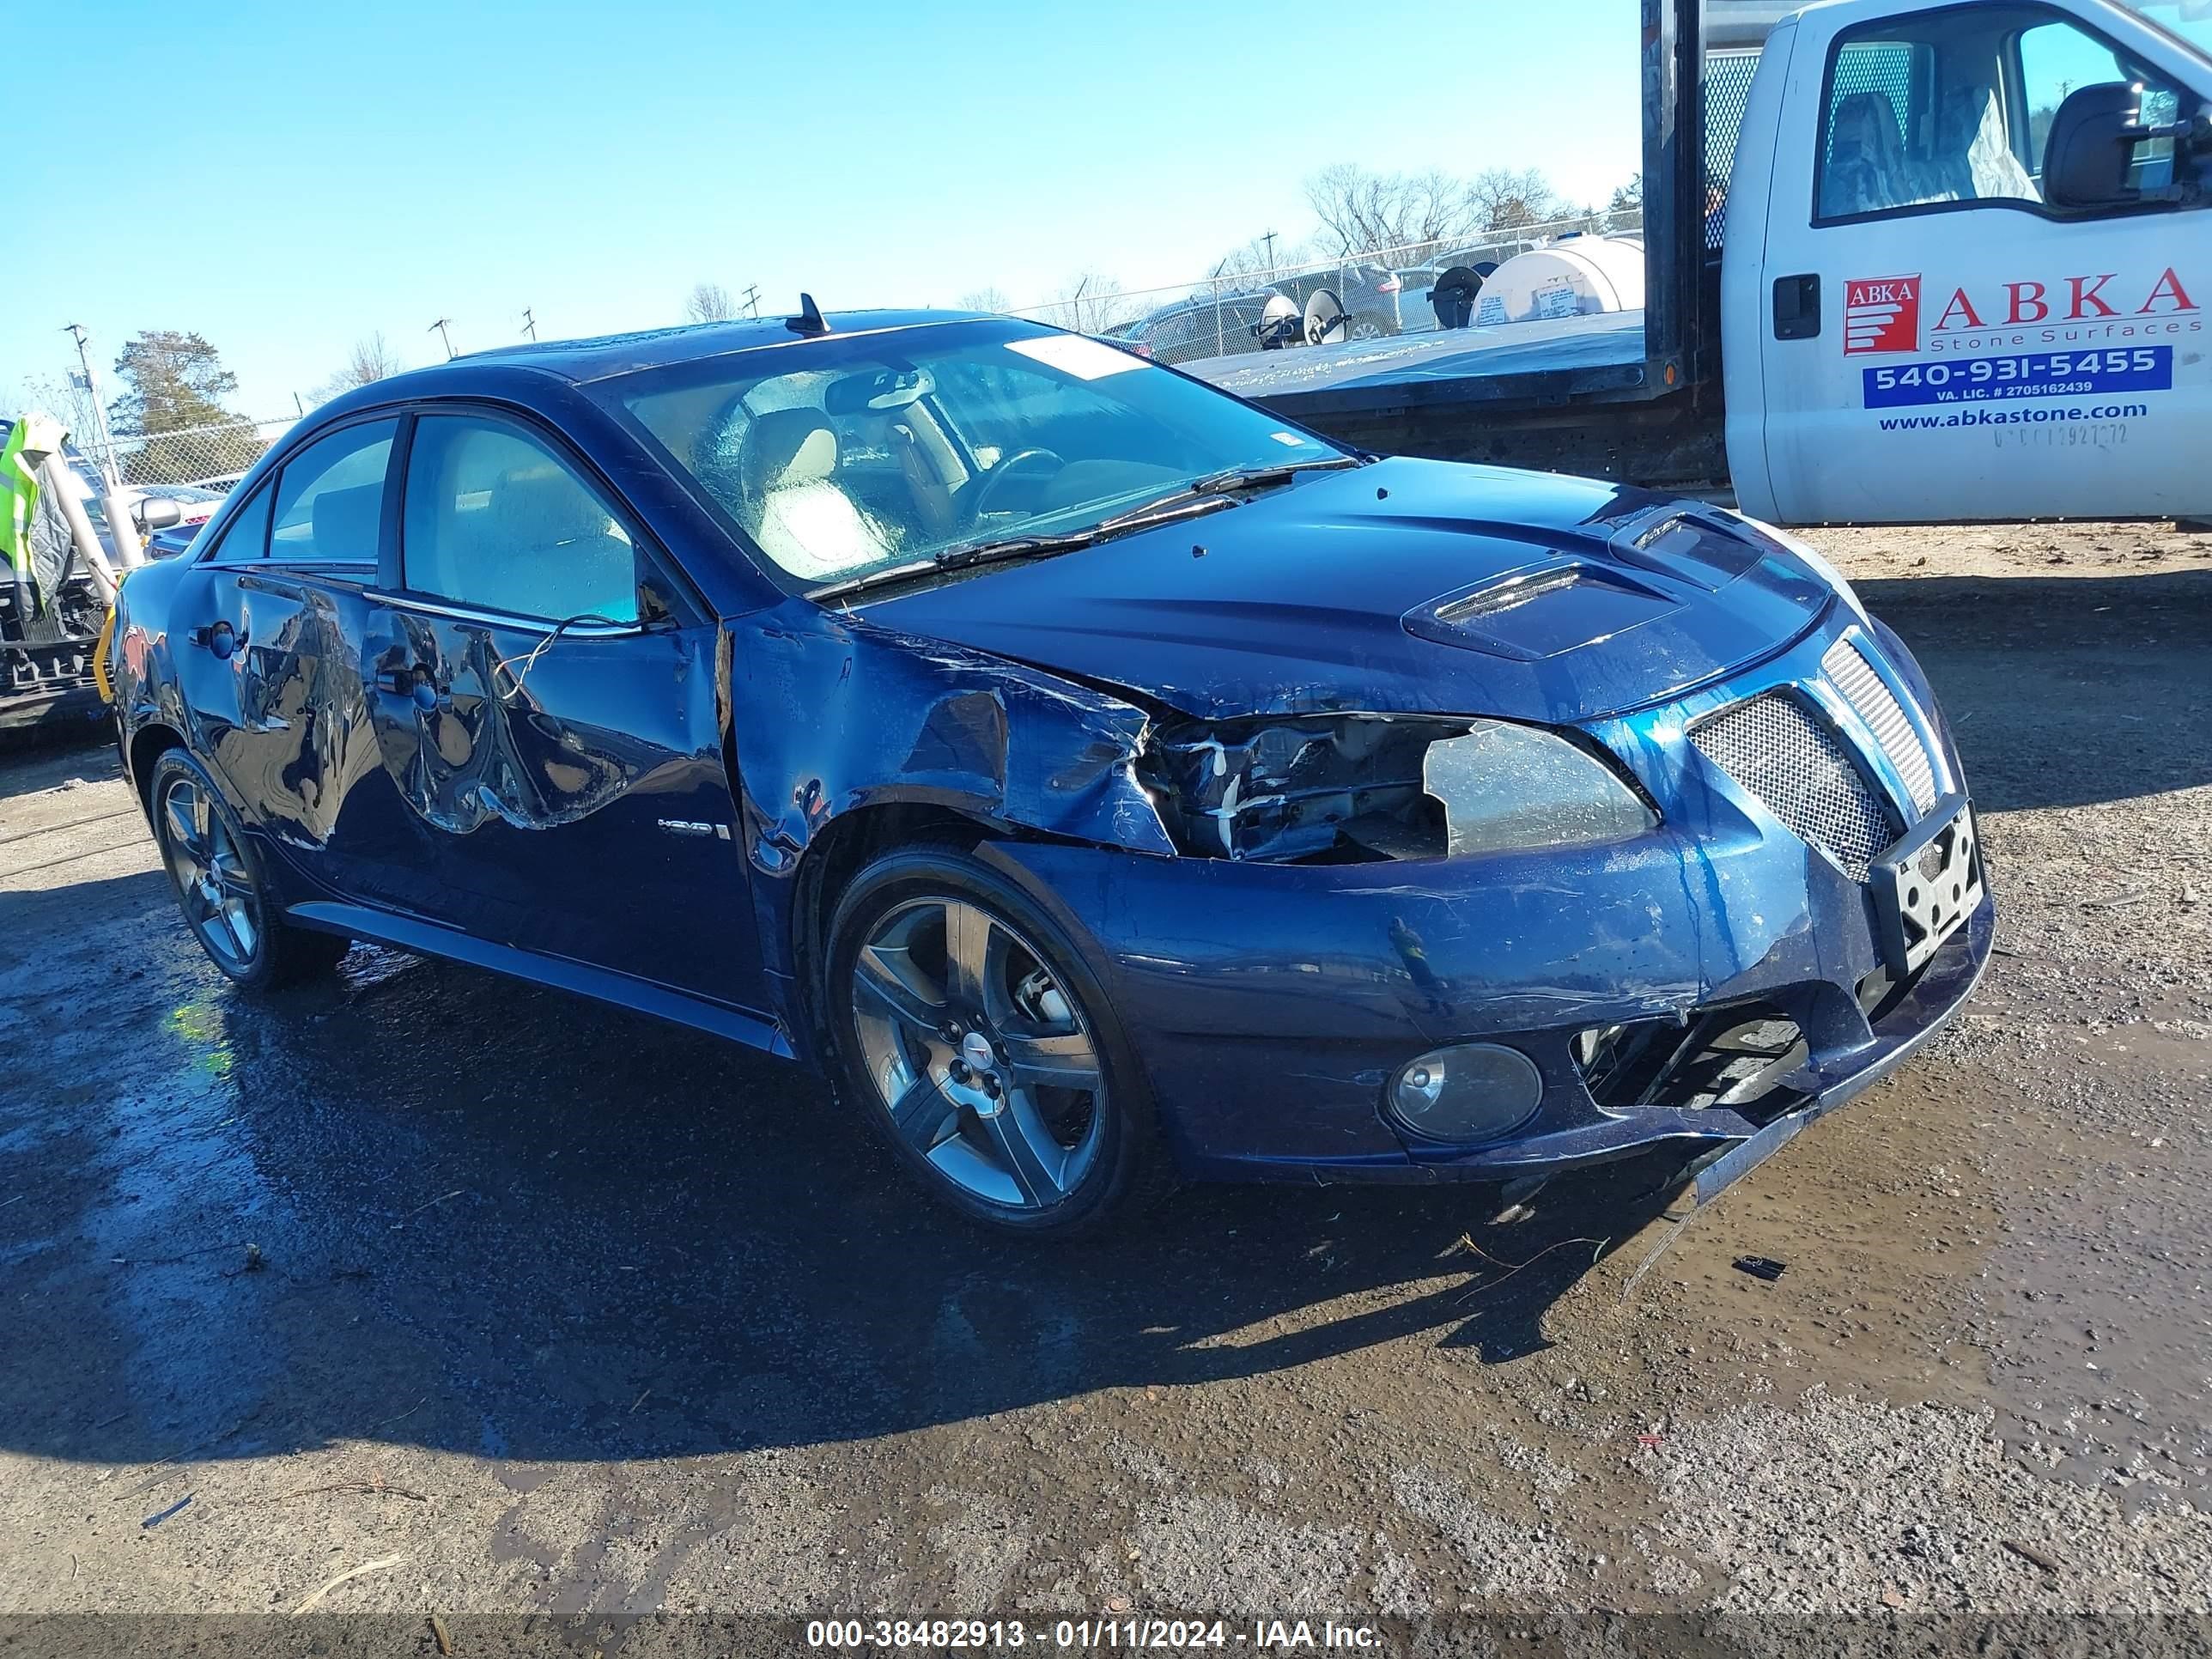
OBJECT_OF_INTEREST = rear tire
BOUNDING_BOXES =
[823,842,1163,1237]
[148,749,349,990]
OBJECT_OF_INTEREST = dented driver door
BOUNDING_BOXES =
[354,409,765,1011]
[1753,0,2211,523]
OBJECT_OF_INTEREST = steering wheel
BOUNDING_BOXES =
[965,447,1066,524]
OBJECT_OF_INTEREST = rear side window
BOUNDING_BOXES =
[400,415,640,624]
[270,420,397,564]
[200,482,274,562]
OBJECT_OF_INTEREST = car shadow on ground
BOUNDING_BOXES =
[1856,568,2211,814]
[1,922,1688,1474]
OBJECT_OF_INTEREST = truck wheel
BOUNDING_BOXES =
[823,843,1163,1236]
[149,750,349,990]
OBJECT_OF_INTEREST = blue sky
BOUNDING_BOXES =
[13,1,1641,419]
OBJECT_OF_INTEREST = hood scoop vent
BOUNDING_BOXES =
[1409,560,1683,662]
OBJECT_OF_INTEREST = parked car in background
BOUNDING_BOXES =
[110,307,1991,1236]
[1115,291,1281,364]
[1266,261,1414,339]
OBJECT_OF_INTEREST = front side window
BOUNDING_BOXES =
[270,420,397,563]
[1814,5,2191,222]
[604,318,1348,586]
[401,415,640,624]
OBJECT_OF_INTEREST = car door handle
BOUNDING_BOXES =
[378,665,445,709]
[189,621,246,659]
[1773,274,1820,340]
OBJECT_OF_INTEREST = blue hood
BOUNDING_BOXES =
[854,457,1835,726]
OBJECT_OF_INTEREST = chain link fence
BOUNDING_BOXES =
[1012,205,1646,364]
[78,414,296,495]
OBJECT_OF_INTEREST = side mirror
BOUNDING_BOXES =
[133,498,185,532]
[2045,82,2146,210]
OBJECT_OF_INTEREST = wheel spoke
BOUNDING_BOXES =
[940,900,995,1013]
[978,1095,1066,1206]
[217,899,257,962]
[999,1027,1101,1094]
[191,787,211,848]
[887,1072,963,1157]
[854,943,946,1034]
[163,788,206,864]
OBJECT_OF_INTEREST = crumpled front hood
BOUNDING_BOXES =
[855,457,1836,726]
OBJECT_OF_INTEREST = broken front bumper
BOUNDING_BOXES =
[981,620,1992,1189]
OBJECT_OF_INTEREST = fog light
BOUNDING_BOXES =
[1388,1043,1543,1142]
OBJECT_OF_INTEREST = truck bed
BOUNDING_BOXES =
[1181,310,1650,410]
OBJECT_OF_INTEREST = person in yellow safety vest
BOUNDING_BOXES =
[2,415,47,606]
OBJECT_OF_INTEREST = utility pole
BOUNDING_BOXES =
[428,318,457,360]
[61,324,124,489]
[741,285,760,319]
[520,308,538,341]
[1261,229,1278,276]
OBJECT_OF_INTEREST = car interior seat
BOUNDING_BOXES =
[1821,91,1917,216]
[489,468,637,622]
[1930,82,2040,203]
[309,483,383,563]
[738,409,888,579]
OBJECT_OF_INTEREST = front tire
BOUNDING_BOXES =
[823,843,1160,1236]
[149,750,349,990]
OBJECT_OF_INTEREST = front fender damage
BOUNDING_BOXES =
[734,605,1176,876]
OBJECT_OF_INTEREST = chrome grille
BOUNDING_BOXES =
[1692,691,1896,880]
[1820,637,1937,817]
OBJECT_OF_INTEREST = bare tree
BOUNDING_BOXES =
[1040,273,1130,335]
[1466,167,1565,233]
[686,282,736,323]
[1303,165,1474,263]
[310,333,402,406]
[957,286,1013,315]
[1209,234,1311,289]
[15,372,105,450]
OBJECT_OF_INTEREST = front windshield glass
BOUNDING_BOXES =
[601,318,1349,587]
[2118,1,2212,63]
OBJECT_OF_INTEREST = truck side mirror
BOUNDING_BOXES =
[2044,82,2144,209]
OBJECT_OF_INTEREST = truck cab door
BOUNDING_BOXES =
[1738,0,2211,523]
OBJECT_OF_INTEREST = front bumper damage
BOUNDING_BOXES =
[979,614,1992,1190]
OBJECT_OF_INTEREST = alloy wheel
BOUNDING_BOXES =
[158,775,261,973]
[848,895,1105,1212]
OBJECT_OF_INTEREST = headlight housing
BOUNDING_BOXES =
[1138,714,1654,864]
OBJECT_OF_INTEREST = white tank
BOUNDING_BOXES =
[1473,236,1647,327]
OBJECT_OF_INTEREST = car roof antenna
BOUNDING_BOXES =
[787,294,830,336]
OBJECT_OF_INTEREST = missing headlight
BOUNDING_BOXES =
[1138,714,1461,862]
[1139,714,1657,865]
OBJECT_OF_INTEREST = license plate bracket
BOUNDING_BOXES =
[1869,793,1983,978]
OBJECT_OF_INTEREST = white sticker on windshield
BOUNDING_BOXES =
[1269,430,1310,447]
[1005,335,1148,380]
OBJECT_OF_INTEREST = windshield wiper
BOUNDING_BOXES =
[808,455,1367,602]
[1182,454,1369,496]
[810,495,1235,600]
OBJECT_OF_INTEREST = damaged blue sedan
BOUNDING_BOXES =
[109,307,1990,1234]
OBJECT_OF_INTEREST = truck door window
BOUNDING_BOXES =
[2019,21,2180,191]
[1817,6,2188,224]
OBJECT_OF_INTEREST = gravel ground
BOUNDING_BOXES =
[0,520,2206,1653]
